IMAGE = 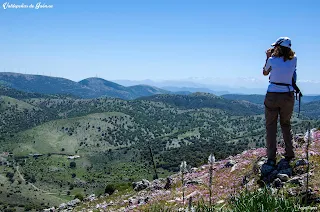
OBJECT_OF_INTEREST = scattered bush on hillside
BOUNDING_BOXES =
[70,161,76,168]
[75,193,84,201]
[24,204,34,211]
[25,174,36,183]
[4,209,16,212]
[105,184,116,195]
[5,172,14,179]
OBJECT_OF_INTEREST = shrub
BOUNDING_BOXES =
[70,162,76,168]
[6,172,14,179]
[24,204,34,211]
[75,193,84,201]
[104,184,115,195]
[4,209,16,212]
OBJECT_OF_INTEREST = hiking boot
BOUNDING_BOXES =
[266,159,276,166]
[261,159,276,176]
[277,158,291,170]
[277,158,293,177]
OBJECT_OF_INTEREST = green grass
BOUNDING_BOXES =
[139,187,302,212]
[227,187,301,212]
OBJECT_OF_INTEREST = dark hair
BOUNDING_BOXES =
[272,46,295,61]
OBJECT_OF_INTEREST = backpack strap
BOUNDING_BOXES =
[270,81,303,117]
[292,80,303,118]
[270,82,291,92]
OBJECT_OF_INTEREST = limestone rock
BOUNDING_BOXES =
[225,160,236,168]
[295,159,308,167]
[288,176,304,187]
[272,178,283,188]
[150,179,163,190]
[186,179,203,185]
[59,203,67,210]
[288,187,300,197]
[85,194,96,202]
[67,198,81,207]
[190,167,198,173]
[277,173,289,182]
[132,179,150,191]
[43,207,55,212]
[293,165,307,175]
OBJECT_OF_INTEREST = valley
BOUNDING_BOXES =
[0,83,319,211]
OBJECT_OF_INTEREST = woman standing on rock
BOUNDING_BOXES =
[262,37,297,169]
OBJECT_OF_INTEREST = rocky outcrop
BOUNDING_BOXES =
[257,155,319,205]
[132,179,150,191]
[224,160,236,168]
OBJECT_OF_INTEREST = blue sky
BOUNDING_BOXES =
[1,0,320,86]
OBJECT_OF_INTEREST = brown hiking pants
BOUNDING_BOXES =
[264,92,295,161]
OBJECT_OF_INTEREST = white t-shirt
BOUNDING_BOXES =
[264,56,297,92]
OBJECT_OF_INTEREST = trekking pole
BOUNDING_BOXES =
[298,92,302,118]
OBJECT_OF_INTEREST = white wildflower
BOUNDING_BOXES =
[180,161,188,174]
[208,154,215,165]
[304,128,315,142]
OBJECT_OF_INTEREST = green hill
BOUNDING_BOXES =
[222,94,266,105]
[139,92,264,115]
[300,100,320,119]
[0,96,56,138]
[0,73,173,100]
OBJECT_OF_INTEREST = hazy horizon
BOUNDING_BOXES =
[1,0,320,88]
[2,71,320,95]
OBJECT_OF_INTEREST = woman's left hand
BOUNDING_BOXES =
[266,48,273,59]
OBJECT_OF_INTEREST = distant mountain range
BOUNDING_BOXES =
[114,79,268,95]
[160,86,229,96]
[114,78,320,95]
[1,72,319,102]
[0,72,189,99]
